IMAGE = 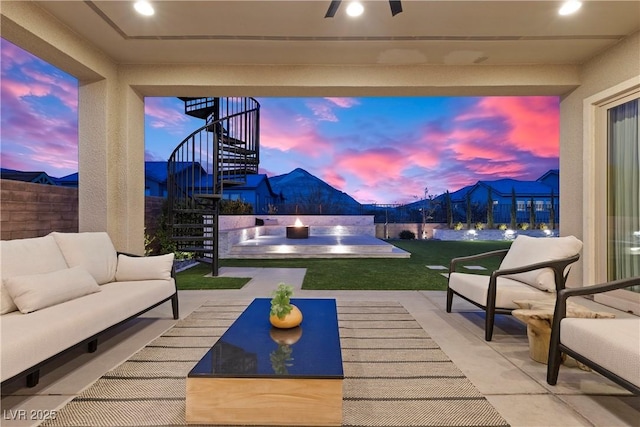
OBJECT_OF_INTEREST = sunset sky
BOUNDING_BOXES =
[1,38,560,204]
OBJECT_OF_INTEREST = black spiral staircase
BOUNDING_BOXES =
[167,97,260,275]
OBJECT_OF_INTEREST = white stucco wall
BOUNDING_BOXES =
[559,31,640,287]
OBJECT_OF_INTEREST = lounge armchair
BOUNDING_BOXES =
[547,277,640,394]
[446,235,583,341]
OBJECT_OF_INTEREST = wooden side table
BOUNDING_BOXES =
[512,299,615,364]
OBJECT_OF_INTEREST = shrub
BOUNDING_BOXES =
[453,222,464,231]
[399,230,416,240]
[519,222,530,230]
[539,223,548,230]
[220,199,253,214]
[498,224,508,231]
[475,222,484,230]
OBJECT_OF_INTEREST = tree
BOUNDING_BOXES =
[529,196,536,228]
[445,191,453,229]
[549,189,556,230]
[466,192,472,230]
[486,187,494,229]
[510,188,517,229]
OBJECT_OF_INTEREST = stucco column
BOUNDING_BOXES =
[78,78,145,254]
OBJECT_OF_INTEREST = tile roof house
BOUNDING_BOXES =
[0,169,56,186]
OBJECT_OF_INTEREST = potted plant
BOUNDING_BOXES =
[269,283,303,328]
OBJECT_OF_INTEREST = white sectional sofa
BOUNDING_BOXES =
[0,232,179,387]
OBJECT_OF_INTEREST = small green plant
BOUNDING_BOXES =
[399,230,415,240]
[538,223,548,230]
[474,222,484,230]
[498,224,508,231]
[453,222,464,231]
[175,251,194,261]
[519,222,530,230]
[270,283,294,319]
[144,229,155,255]
[220,199,253,214]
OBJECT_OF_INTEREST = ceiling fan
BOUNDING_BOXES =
[324,0,403,18]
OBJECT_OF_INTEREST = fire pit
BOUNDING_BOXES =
[286,219,309,239]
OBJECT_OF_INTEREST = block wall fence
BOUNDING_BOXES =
[1,180,165,241]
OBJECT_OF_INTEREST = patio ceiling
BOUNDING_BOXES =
[34,0,640,66]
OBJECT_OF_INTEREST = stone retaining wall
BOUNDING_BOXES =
[218,215,376,258]
[433,228,557,241]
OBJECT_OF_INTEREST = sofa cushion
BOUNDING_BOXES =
[499,235,583,291]
[4,266,100,314]
[115,253,174,282]
[561,318,640,388]
[1,235,69,315]
[50,232,117,285]
[448,272,555,309]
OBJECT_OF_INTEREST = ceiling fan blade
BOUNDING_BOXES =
[325,0,342,18]
[389,0,403,16]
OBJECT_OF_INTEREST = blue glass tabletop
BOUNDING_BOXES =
[188,298,344,379]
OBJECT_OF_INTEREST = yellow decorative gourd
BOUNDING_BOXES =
[269,284,303,329]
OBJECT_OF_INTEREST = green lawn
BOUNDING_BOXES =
[175,263,250,290]
[176,240,512,291]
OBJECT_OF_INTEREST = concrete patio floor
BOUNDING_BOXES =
[1,266,638,427]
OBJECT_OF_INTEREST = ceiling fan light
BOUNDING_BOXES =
[558,0,582,16]
[346,2,364,17]
[134,1,155,16]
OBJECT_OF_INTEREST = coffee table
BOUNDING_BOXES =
[186,298,343,426]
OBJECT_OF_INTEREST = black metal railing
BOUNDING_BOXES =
[167,97,260,275]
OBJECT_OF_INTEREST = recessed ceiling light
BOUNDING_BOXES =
[134,1,155,16]
[346,2,364,17]
[558,0,582,16]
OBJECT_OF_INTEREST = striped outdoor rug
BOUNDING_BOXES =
[42,300,509,427]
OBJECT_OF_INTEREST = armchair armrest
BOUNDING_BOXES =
[449,249,509,273]
[484,253,580,322]
[554,276,640,320]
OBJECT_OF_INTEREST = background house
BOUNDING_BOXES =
[0,169,56,186]
[447,170,559,225]
[221,174,278,214]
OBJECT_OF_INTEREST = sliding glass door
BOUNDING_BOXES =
[607,97,640,290]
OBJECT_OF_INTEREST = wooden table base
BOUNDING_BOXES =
[186,377,343,425]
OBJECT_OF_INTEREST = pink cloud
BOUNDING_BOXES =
[260,109,333,156]
[306,100,339,122]
[466,162,528,177]
[145,98,190,134]
[321,169,347,190]
[325,98,360,108]
[0,40,32,71]
[335,147,407,184]
[456,97,559,158]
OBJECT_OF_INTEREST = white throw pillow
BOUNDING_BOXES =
[1,235,69,314]
[115,253,175,282]
[50,232,118,285]
[500,235,583,291]
[4,266,101,314]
